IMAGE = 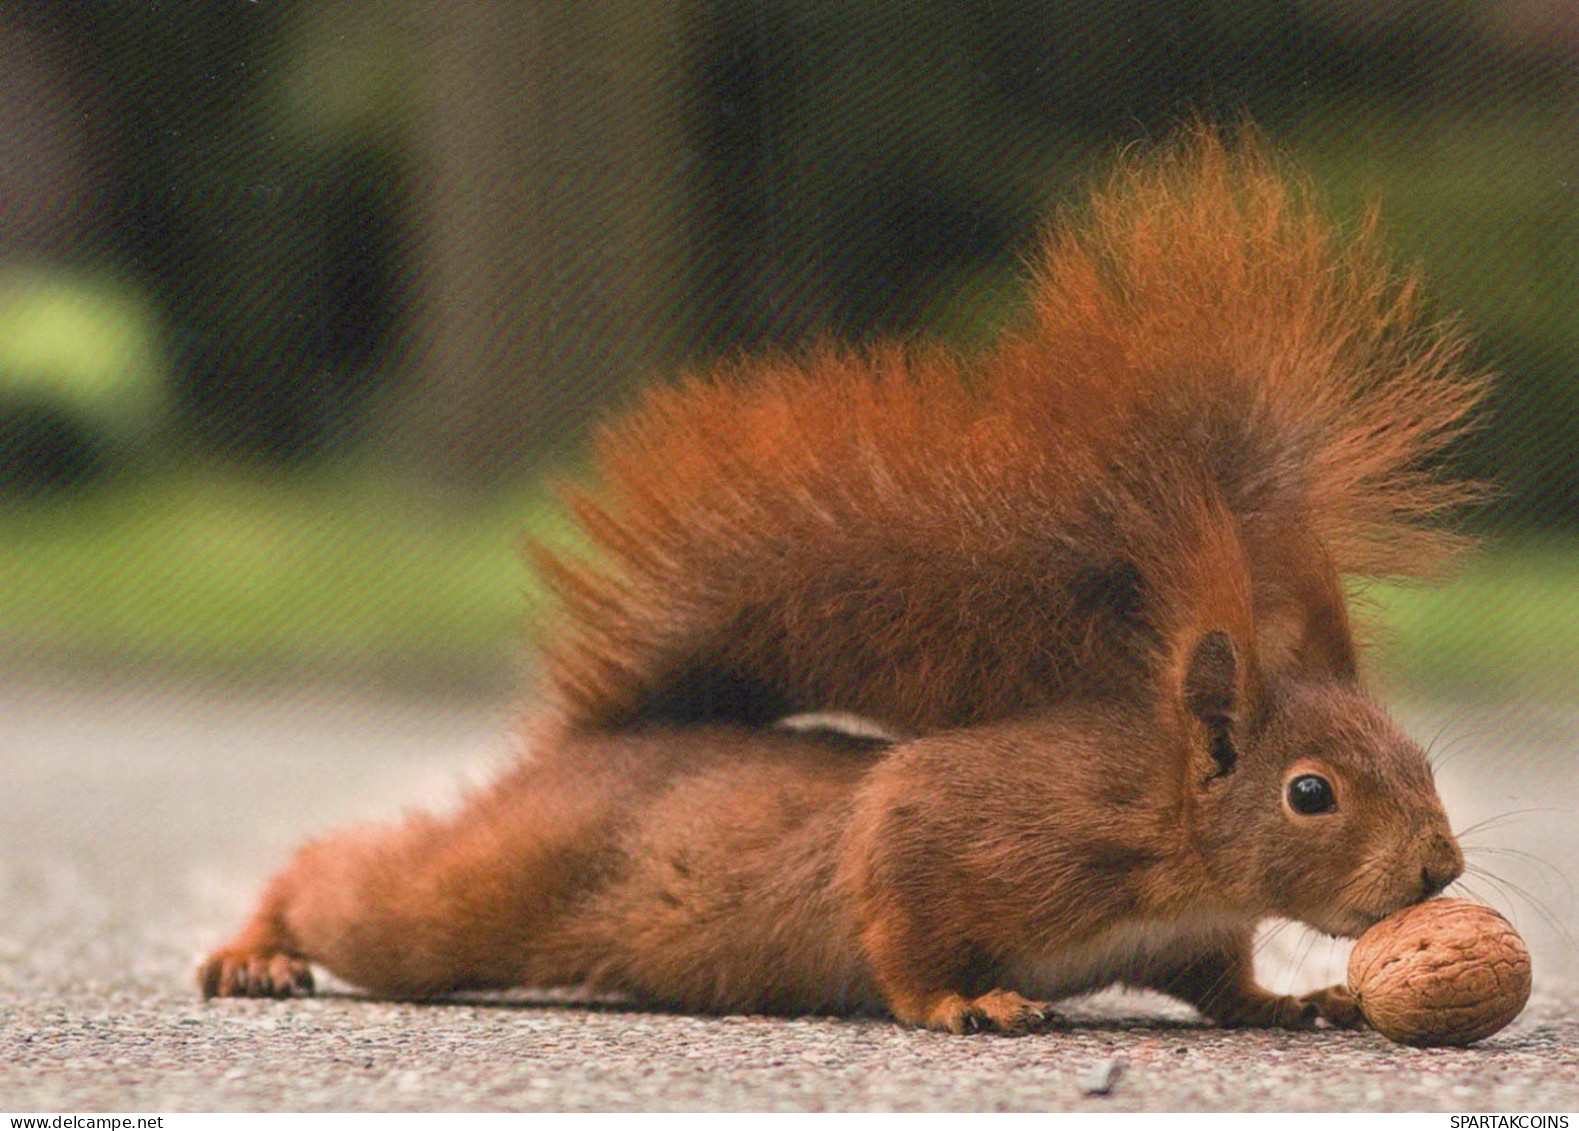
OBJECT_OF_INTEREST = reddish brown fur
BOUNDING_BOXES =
[200,660,1462,1030]
[201,127,1482,1033]
[536,126,1484,733]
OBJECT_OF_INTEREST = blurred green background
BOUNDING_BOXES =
[1,1,1575,702]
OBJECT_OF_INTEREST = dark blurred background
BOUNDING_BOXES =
[2,0,1575,697]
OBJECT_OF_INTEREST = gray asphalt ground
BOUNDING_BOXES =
[2,677,1575,1112]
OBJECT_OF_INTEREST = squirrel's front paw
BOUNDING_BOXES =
[1294,983,1365,1029]
[1208,989,1322,1029]
[1211,985,1364,1030]
[917,989,1053,1035]
[198,948,315,999]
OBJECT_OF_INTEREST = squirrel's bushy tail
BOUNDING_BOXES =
[996,124,1484,580]
[535,125,1487,734]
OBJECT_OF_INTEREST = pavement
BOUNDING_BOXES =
[1,677,1575,1113]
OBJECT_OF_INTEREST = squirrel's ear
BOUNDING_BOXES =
[1183,629,1239,777]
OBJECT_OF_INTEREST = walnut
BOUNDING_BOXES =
[1348,899,1531,1047]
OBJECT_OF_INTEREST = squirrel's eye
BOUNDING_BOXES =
[1287,774,1337,816]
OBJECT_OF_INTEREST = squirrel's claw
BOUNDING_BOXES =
[199,949,314,1000]
[1209,984,1365,1030]
[1205,989,1320,1029]
[924,989,1054,1036]
[1297,983,1365,1030]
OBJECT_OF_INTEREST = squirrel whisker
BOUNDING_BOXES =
[1461,865,1576,953]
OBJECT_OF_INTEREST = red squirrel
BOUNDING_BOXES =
[200,126,1482,1033]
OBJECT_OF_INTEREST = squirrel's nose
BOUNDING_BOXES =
[1419,832,1465,900]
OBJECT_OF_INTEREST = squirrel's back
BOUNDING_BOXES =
[536,125,1485,734]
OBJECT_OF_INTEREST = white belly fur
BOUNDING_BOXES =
[1002,914,1248,1001]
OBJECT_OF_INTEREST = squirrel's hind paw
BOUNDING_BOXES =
[198,949,315,1000]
